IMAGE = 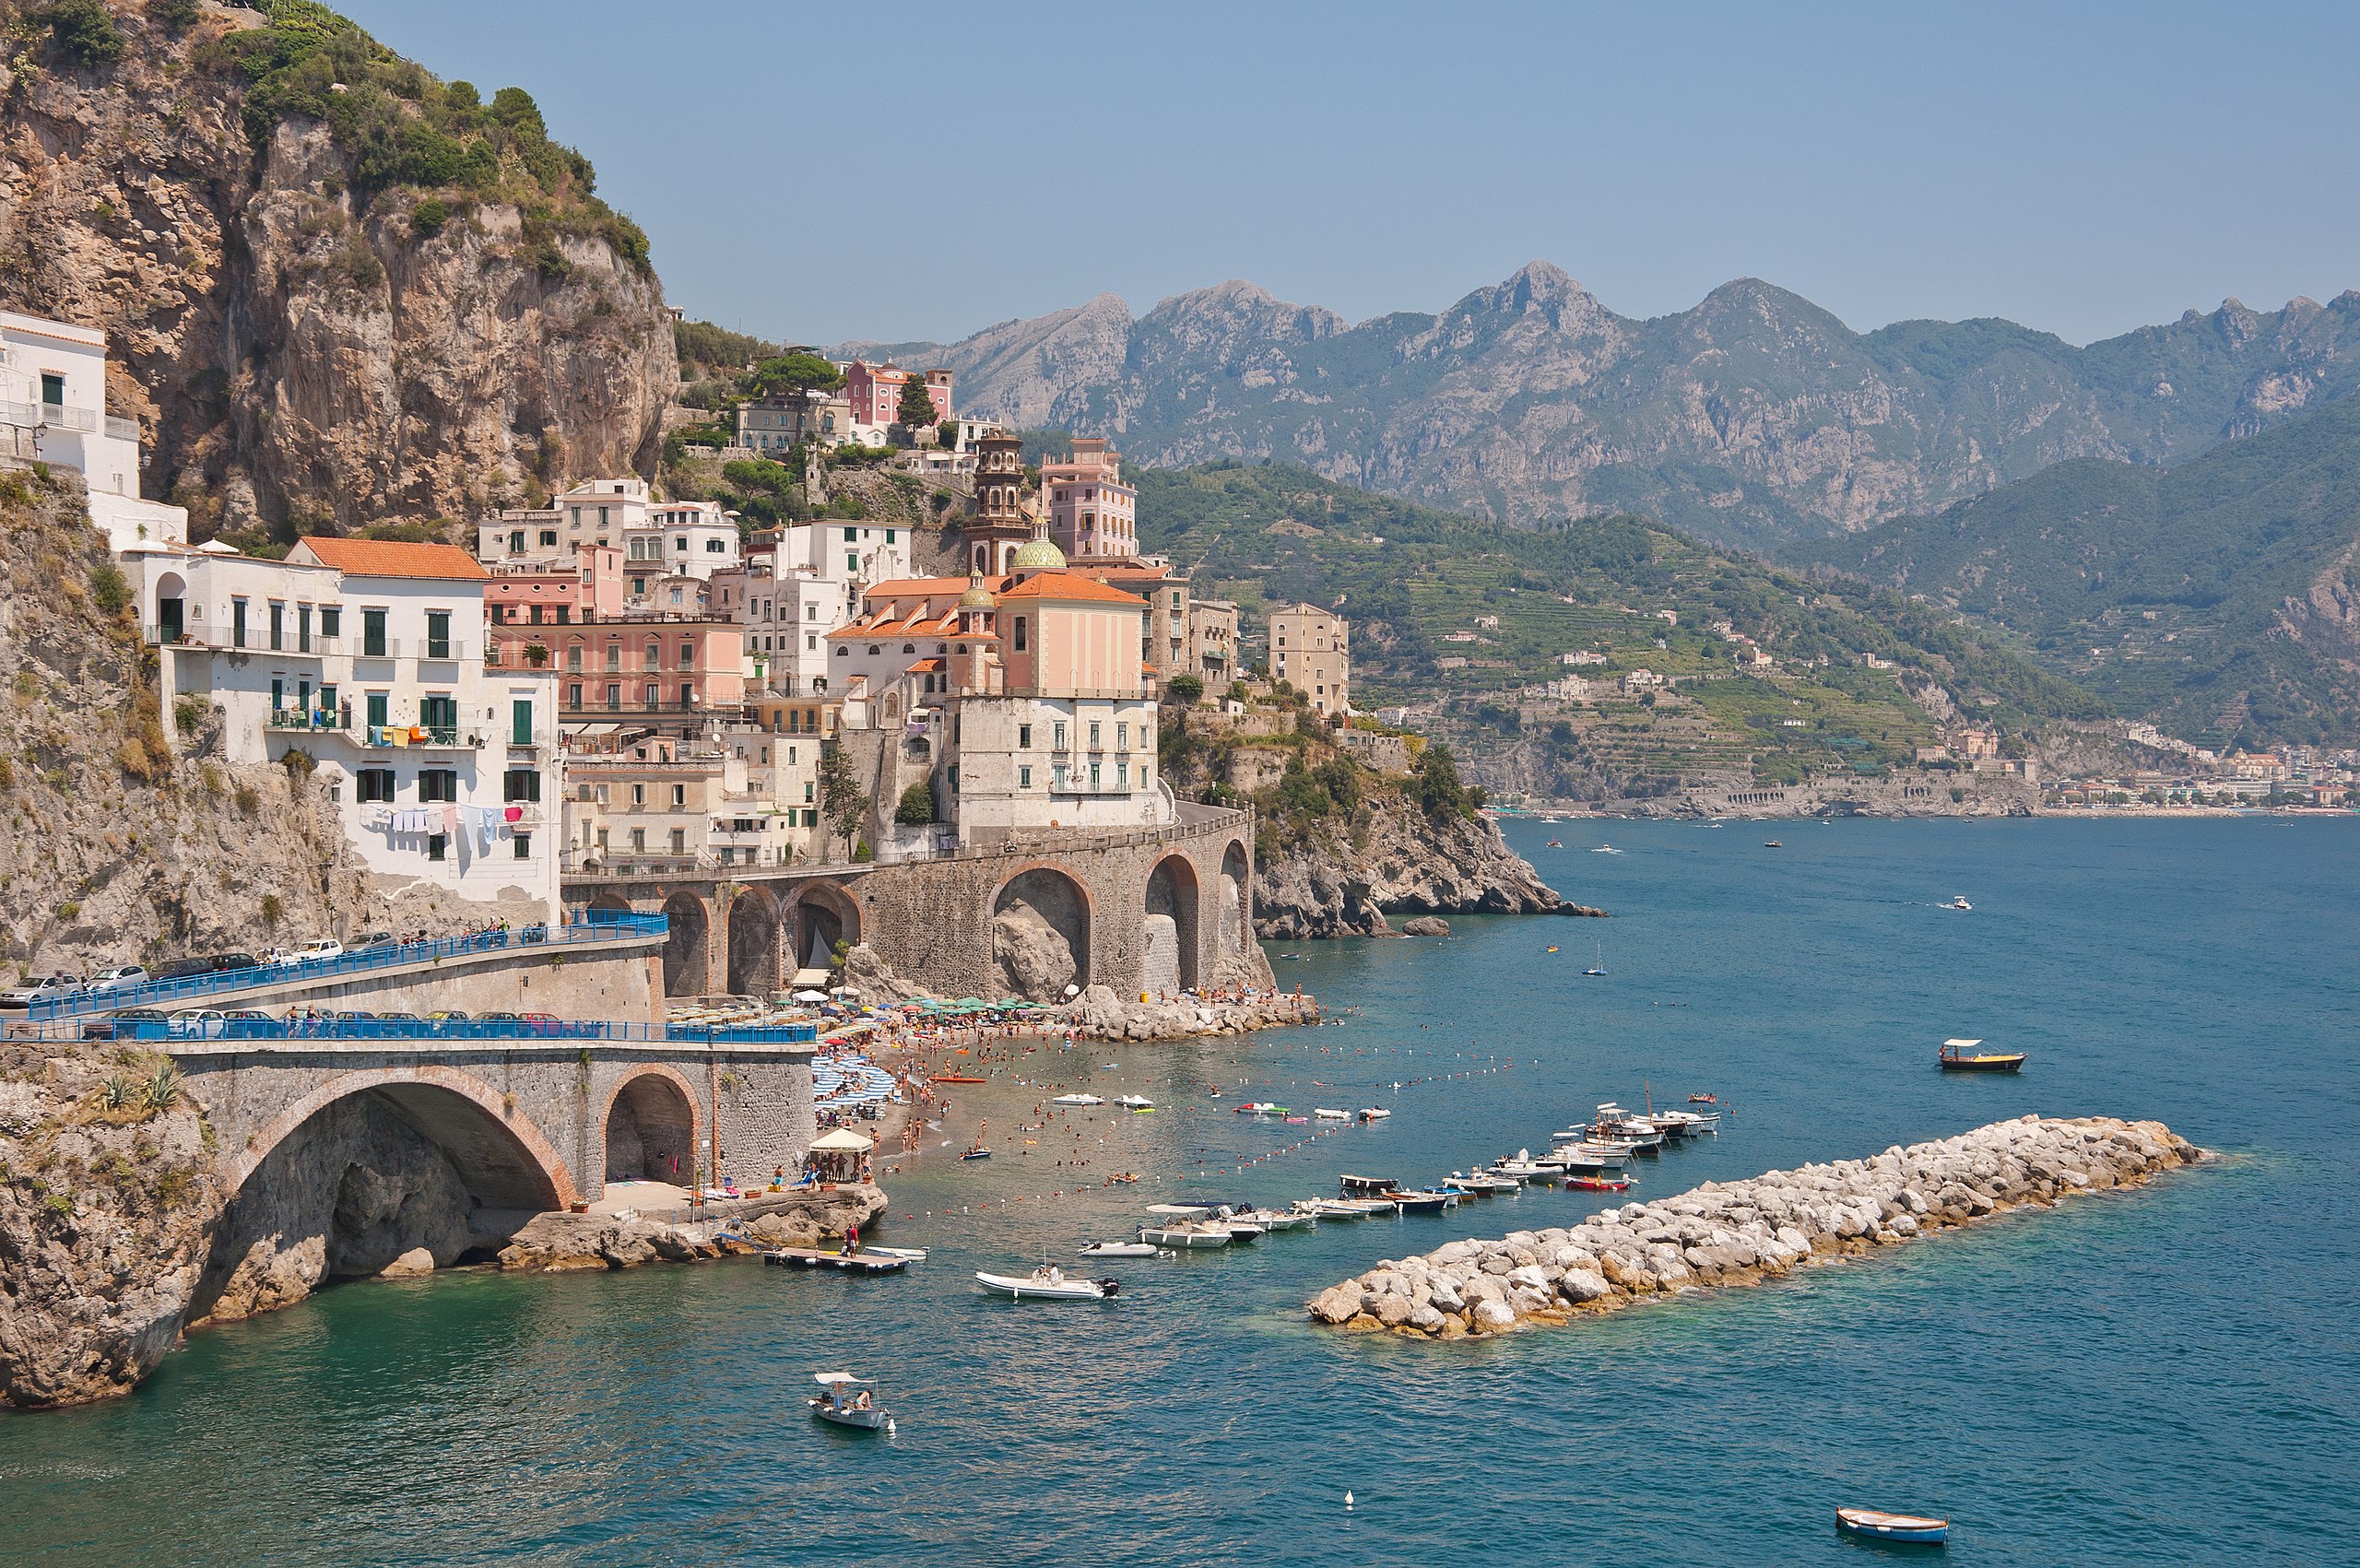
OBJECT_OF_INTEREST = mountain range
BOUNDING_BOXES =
[838,264,2360,551]
[1799,394,2360,749]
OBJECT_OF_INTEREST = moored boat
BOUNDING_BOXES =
[1388,1188,1458,1215]
[1564,1173,1634,1193]
[1079,1240,1162,1258]
[1051,1092,1104,1107]
[1242,1208,1314,1232]
[1939,1037,2027,1073]
[1835,1508,1949,1544]
[1358,1107,1392,1122]
[1139,1221,1233,1248]
[1314,1107,1351,1120]
[1117,1094,1154,1110]
[1339,1173,1398,1195]
[974,1266,1120,1300]
[959,1146,992,1161]
[808,1372,893,1432]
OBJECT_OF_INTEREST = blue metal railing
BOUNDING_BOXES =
[24,912,668,1022]
[30,1017,816,1046]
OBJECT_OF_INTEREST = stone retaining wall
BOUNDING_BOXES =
[1309,1115,2204,1339]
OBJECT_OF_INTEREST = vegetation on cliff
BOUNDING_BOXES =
[1135,460,2097,784]
[1798,394,2360,749]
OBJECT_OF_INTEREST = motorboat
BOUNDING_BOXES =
[851,1244,927,1262]
[1293,1197,1371,1220]
[1493,1154,1564,1184]
[1835,1509,1949,1544]
[1358,1107,1392,1122]
[1544,839,1564,848]
[1940,1037,2026,1073]
[1079,1240,1163,1258]
[1553,1147,1629,1176]
[1235,1102,1287,1116]
[1688,1092,1718,1104]
[1222,1221,1266,1242]
[1946,895,1972,912]
[975,1267,1118,1301]
[1242,1208,1314,1232]
[958,1146,992,1161]
[1339,1174,1398,1195]
[1117,1094,1154,1110]
[1652,1109,1718,1137]
[1565,1173,1634,1193]
[808,1372,893,1432]
[1446,1171,1518,1196]
[1591,844,1623,855]
[1051,1092,1103,1107]
[1139,1222,1233,1249]
[1314,1107,1351,1120]
[1764,840,1783,848]
[1388,1189,1458,1215]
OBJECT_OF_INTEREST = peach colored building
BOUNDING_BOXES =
[484,548,626,671]
[553,616,745,738]
[1043,438,1139,560]
[844,360,952,428]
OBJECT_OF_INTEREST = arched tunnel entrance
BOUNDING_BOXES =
[1218,840,1249,964]
[661,890,710,997]
[1145,855,1200,993]
[195,1071,572,1319]
[605,1069,699,1185]
[993,867,1092,1001]
[788,883,862,975]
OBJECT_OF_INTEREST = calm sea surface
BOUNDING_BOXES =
[5,817,2357,1564]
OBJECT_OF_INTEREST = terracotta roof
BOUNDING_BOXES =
[997,572,1148,607]
[293,536,490,581]
[906,657,947,673]
[869,575,1007,598]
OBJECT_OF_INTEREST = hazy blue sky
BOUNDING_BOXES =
[338,0,2360,348]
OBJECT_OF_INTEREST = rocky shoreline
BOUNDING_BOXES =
[490,1185,888,1272]
[1308,1115,2204,1339]
[1255,798,1604,939]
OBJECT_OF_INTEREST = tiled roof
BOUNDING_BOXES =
[997,572,1148,607]
[293,536,490,581]
[868,574,1008,598]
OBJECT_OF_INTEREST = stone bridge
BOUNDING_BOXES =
[565,804,1260,1002]
[169,1034,818,1214]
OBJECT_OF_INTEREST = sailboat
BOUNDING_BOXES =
[1583,938,1606,977]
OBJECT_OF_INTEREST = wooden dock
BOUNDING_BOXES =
[761,1247,907,1274]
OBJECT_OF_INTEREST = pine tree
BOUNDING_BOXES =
[896,375,938,430]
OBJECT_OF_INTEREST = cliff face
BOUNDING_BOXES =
[1255,796,1595,939]
[0,3,674,536]
[849,263,2360,550]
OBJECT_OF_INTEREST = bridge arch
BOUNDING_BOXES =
[1145,854,1200,993]
[1218,839,1250,964]
[222,1065,576,1211]
[991,864,1092,1001]
[602,1065,702,1185]
[786,881,863,973]
[585,889,636,916]
[726,884,783,997]
[661,890,711,997]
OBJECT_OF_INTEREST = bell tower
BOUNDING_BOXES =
[965,432,1033,575]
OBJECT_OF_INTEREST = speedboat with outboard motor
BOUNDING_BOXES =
[975,1265,1119,1300]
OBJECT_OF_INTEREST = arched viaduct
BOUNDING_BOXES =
[564,805,1259,1004]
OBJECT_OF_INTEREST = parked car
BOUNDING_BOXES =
[477,1010,521,1022]
[0,973,84,1009]
[374,1011,424,1024]
[426,1009,470,1021]
[295,938,345,963]
[150,957,215,982]
[222,1008,273,1021]
[86,964,149,994]
[167,1008,227,1039]
[261,948,301,968]
[333,1010,378,1021]
[207,953,259,973]
[352,933,396,951]
[82,1007,167,1041]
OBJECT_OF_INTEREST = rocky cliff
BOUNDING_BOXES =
[846,263,2360,550]
[1254,793,1599,939]
[0,1,674,537]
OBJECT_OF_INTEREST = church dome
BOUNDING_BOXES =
[958,572,997,610]
[1011,536,1068,571]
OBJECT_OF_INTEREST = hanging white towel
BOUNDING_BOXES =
[478,809,494,853]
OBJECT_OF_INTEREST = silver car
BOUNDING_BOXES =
[86,964,149,994]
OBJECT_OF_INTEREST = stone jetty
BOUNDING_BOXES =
[1308,1114,2204,1339]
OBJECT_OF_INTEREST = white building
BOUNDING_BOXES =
[0,309,187,551]
[738,520,914,696]
[137,536,562,922]
[478,477,649,563]
[627,499,740,584]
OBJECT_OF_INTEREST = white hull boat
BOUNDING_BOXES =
[1358,1108,1392,1122]
[1051,1093,1104,1107]
[1313,1108,1351,1120]
[809,1372,894,1432]
[1117,1095,1154,1110]
[1242,1208,1314,1232]
[1140,1223,1233,1249]
[1079,1241,1163,1258]
[975,1268,1118,1300]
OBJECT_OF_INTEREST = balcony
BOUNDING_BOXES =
[349,639,468,662]
[266,709,345,733]
[39,402,96,433]
[105,414,139,442]
[359,725,482,750]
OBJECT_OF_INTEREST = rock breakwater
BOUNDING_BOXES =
[1308,1115,2203,1339]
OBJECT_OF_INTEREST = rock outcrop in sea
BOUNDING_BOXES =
[1308,1115,2203,1339]
[1254,798,1602,939]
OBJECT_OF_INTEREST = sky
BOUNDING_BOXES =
[337,0,2360,349]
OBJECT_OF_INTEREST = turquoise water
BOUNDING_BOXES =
[4,817,2356,1564]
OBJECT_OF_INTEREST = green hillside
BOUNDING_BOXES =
[1132,461,2099,779]
[1798,395,2360,748]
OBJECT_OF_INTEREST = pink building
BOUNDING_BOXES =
[553,616,746,735]
[844,361,953,429]
[485,548,626,671]
[1043,438,1139,560]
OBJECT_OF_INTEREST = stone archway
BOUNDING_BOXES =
[587,889,634,916]
[788,881,863,973]
[1145,854,1200,993]
[991,866,1092,1001]
[196,1067,576,1319]
[661,890,711,997]
[726,885,782,997]
[604,1067,700,1184]
[1218,839,1250,961]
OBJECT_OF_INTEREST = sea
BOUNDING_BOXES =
[3,816,2355,1565]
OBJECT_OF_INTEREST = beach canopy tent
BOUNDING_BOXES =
[806,1126,874,1183]
[793,989,829,1003]
[791,968,833,989]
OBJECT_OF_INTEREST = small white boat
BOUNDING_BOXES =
[850,1244,929,1262]
[1242,1207,1314,1232]
[1590,844,1623,855]
[1117,1094,1154,1110]
[1140,1221,1233,1249]
[1835,1508,1949,1544]
[1358,1107,1392,1122]
[1292,1198,1363,1220]
[1313,1107,1351,1120]
[1079,1240,1162,1258]
[1051,1092,1103,1107]
[1946,895,1972,911]
[975,1266,1118,1300]
[808,1372,894,1432]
